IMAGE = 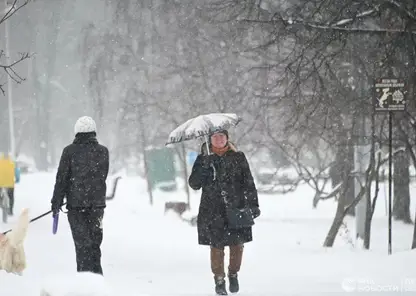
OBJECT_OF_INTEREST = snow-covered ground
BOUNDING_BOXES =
[1,172,416,295]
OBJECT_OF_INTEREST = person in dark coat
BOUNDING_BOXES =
[51,116,109,275]
[188,130,260,295]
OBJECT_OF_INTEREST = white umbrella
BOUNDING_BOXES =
[166,113,242,152]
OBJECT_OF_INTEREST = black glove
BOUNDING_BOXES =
[251,207,261,219]
[201,154,215,169]
[51,204,60,217]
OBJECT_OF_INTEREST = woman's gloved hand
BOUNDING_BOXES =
[201,154,215,168]
[200,155,216,185]
[51,204,61,218]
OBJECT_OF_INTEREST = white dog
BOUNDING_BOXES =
[0,208,30,274]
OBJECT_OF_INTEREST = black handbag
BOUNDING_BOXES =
[226,206,255,229]
[216,167,255,229]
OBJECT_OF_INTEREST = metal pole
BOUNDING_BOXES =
[388,111,393,255]
[4,1,15,159]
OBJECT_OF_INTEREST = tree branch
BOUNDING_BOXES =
[0,0,30,24]
[0,52,32,95]
[240,11,416,35]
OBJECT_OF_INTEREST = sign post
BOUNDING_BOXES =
[373,78,406,255]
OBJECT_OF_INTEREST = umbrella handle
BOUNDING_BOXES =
[204,135,211,155]
[204,135,216,180]
[210,163,216,181]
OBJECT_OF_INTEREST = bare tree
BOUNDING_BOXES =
[199,0,416,248]
[0,0,31,94]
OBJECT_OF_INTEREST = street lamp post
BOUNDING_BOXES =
[4,0,15,158]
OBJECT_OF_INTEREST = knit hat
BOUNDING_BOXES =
[212,129,229,139]
[74,116,96,135]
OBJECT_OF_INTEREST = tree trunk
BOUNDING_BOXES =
[363,109,378,250]
[411,210,416,249]
[0,108,9,154]
[137,94,153,206]
[363,182,373,249]
[345,143,355,216]
[32,3,61,171]
[324,179,367,247]
[323,191,347,247]
[333,130,355,216]
[393,149,412,223]
[32,57,48,170]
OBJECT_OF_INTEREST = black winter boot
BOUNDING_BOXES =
[214,276,228,295]
[228,273,239,293]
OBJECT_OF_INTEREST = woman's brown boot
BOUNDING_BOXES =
[211,247,227,295]
[228,244,244,293]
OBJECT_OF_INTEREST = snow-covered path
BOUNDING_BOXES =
[1,172,416,295]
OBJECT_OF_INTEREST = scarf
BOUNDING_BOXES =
[212,144,229,156]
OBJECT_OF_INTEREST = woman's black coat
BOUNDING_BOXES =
[188,144,259,248]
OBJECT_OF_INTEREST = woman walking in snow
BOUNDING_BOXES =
[188,130,260,295]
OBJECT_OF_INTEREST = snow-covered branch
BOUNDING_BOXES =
[381,146,406,164]
[329,7,379,27]
[240,3,415,36]
[240,17,416,35]
[296,21,416,35]
[318,182,342,200]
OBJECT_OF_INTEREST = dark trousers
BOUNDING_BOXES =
[68,208,104,275]
[7,188,14,215]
